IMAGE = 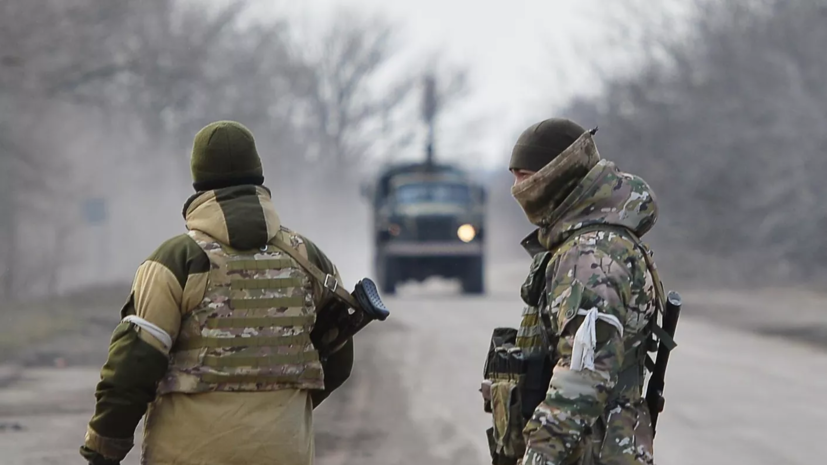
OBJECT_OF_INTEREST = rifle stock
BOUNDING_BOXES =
[311,278,390,359]
[645,290,681,436]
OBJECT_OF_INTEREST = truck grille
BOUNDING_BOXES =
[415,217,455,241]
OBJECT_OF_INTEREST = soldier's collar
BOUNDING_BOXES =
[520,229,547,257]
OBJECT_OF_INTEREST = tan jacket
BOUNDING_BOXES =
[83,185,348,465]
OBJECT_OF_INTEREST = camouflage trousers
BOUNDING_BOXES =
[518,439,597,465]
[521,403,655,465]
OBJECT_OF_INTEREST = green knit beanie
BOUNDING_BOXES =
[509,118,587,173]
[190,120,264,191]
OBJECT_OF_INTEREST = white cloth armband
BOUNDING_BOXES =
[570,308,624,372]
[123,315,173,352]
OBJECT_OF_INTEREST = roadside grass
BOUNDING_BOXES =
[0,312,79,355]
[0,284,129,364]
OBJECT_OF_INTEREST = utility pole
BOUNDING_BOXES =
[0,123,17,300]
[422,74,438,167]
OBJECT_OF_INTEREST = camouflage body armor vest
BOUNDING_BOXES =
[158,228,324,394]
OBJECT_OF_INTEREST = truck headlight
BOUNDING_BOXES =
[457,224,476,242]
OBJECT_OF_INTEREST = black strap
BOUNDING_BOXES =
[270,236,360,310]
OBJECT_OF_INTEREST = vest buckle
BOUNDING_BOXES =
[323,274,338,292]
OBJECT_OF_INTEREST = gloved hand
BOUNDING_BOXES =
[80,446,121,465]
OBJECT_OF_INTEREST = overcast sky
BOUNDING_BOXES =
[237,0,688,169]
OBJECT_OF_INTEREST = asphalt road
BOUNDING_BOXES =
[346,284,827,465]
[1,279,826,464]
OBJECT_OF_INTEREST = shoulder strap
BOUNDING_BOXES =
[596,226,676,352]
[614,228,666,313]
[270,236,360,310]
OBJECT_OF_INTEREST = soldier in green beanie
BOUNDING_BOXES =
[189,120,265,191]
[80,121,355,465]
[509,117,587,180]
[482,118,672,465]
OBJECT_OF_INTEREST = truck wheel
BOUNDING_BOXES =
[462,256,484,295]
[380,257,397,295]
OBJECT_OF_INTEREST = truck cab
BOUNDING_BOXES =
[364,162,486,294]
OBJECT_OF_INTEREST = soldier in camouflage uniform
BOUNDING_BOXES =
[80,121,354,465]
[490,118,662,465]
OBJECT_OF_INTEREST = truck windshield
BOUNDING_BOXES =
[394,183,470,205]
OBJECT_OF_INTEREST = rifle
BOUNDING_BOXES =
[645,290,681,436]
[310,278,390,359]
[269,237,390,358]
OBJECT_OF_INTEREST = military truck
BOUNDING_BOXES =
[363,161,487,295]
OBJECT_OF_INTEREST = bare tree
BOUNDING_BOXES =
[0,0,307,298]
[0,1,474,299]
[293,10,417,179]
[559,0,827,285]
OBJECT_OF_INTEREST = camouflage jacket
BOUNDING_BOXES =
[81,185,351,463]
[517,156,661,465]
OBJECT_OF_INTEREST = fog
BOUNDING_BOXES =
[0,0,474,295]
[7,0,815,302]
[0,0,823,316]
[3,0,827,463]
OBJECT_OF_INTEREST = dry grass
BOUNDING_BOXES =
[0,284,129,365]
